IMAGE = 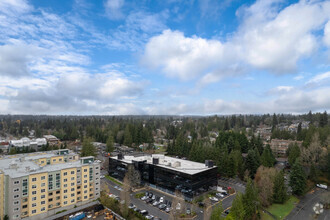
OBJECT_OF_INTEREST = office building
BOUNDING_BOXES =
[109,154,217,200]
[0,149,100,220]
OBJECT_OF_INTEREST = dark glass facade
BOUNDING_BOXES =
[109,157,217,199]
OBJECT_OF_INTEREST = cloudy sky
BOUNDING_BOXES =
[0,0,329,115]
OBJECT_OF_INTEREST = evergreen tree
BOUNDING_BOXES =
[230,192,245,220]
[243,178,260,219]
[272,113,278,131]
[287,143,300,166]
[273,171,287,204]
[319,111,328,127]
[210,203,224,220]
[261,145,276,167]
[245,149,260,178]
[307,110,313,123]
[308,163,317,182]
[81,137,96,157]
[289,159,306,196]
[106,135,115,153]
[123,125,132,147]
[224,118,230,131]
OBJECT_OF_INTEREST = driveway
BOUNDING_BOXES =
[285,188,329,220]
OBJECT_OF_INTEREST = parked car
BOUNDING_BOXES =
[209,197,219,202]
[152,195,156,200]
[128,203,136,209]
[221,192,228,196]
[186,208,191,215]
[316,184,328,189]
[159,197,164,203]
[216,193,224,198]
[145,191,149,197]
[141,196,148,201]
[134,208,140,213]
[153,201,160,206]
[176,203,181,210]
[165,207,173,213]
[149,192,153,198]
[224,209,230,215]
[140,210,148,216]
[198,202,205,207]
[100,175,105,179]
[145,215,154,220]
[158,204,167,210]
[145,198,151,203]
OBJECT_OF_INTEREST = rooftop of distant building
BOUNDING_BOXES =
[0,149,100,178]
[111,154,216,175]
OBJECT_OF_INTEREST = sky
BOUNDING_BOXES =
[0,0,329,115]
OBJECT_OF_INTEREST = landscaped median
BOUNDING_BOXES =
[105,175,123,186]
[261,196,299,220]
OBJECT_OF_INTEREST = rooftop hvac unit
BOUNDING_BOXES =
[153,157,159,165]
[117,153,123,160]
[205,160,214,168]
[172,161,181,168]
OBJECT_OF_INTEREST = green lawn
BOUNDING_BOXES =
[265,196,299,220]
[105,175,123,186]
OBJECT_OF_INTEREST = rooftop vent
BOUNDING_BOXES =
[117,153,123,160]
[153,157,159,165]
[205,160,214,168]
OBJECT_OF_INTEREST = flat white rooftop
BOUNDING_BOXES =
[111,154,216,175]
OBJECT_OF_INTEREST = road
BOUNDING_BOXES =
[285,188,329,220]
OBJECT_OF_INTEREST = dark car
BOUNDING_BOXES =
[221,192,228,196]
[225,209,230,215]
[158,204,167,210]
[145,198,151,203]
[140,210,148,216]
[149,192,153,198]
[198,202,205,207]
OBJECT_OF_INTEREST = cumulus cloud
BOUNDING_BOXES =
[104,0,125,20]
[142,30,225,80]
[305,71,330,86]
[324,21,330,47]
[142,0,330,83]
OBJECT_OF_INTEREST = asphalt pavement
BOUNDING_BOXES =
[285,188,329,220]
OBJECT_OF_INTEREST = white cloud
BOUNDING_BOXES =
[104,0,125,20]
[268,86,294,94]
[324,21,330,47]
[306,71,330,85]
[142,0,330,83]
[0,0,32,15]
[142,30,224,80]
[294,75,304,80]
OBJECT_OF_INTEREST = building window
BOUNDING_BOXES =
[14,188,19,192]
[41,207,45,211]
[56,196,60,200]
[96,166,99,169]
[64,195,68,199]
[49,198,53,202]
[84,190,87,193]
[14,180,20,184]
[71,171,75,174]
[48,204,53,208]
[56,190,60,194]
[77,169,80,172]
[32,210,36,214]
[64,189,67,193]
[84,180,87,183]
[32,197,36,201]
[22,211,28,216]
[32,177,37,182]
[71,199,75,203]
[71,193,75,197]
[41,183,45,187]
[41,195,45,199]
[49,192,53,196]
[64,184,67,188]
[53,159,56,162]
[32,203,36,207]
[41,176,45,180]
[77,197,81,200]
[41,189,45,193]
[59,158,62,161]
[64,172,67,176]
[71,177,75,180]
[56,202,60,206]
[22,205,27,209]
[32,191,36,195]
[77,181,81,184]
[84,175,87,178]
[32,185,36,189]
[41,201,45,205]
[22,198,28,203]
[84,169,87,172]
[64,178,67,182]
[71,188,75,191]
[64,201,67,205]
[84,185,87,188]
[14,201,19,205]
[84,196,87,199]
[14,195,19,198]
[71,183,75,186]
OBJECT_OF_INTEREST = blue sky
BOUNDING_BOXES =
[0,0,329,115]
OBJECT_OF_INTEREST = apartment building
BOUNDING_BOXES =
[0,149,100,220]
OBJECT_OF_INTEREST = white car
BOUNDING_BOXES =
[316,184,328,189]
[100,175,105,179]
[141,196,148,201]
[209,197,219,202]
[216,193,224,198]
[159,197,164,203]
[176,203,181,210]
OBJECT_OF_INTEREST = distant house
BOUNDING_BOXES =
[270,139,302,157]
[43,135,60,145]
[0,140,9,153]
[9,137,47,151]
